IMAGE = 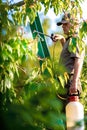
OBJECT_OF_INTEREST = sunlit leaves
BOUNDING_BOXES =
[0,0,84,36]
[0,37,31,93]
[41,59,53,78]
[68,37,77,53]
[68,36,85,55]
[58,75,65,88]
[0,79,65,129]
[24,0,42,24]
[80,56,87,112]
[26,7,36,24]
[80,21,87,38]
[21,71,65,129]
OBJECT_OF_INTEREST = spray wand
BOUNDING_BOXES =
[33,30,54,40]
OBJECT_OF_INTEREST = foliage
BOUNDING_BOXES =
[0,57,66,130]
[80,56,87,111]
[0,75,65,130]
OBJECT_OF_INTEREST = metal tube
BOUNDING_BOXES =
[33,30,51,38]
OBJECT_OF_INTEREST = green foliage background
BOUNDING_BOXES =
[0,0,87,130]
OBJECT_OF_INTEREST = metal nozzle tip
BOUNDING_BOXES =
[57,22,62,26]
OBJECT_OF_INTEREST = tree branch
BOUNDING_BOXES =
[10,1,25,9]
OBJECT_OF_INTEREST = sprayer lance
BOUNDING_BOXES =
[33,30,53,39]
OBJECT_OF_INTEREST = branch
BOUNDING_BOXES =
[9,0,37,9]
[10,1,25,9]
[16,64,26,74]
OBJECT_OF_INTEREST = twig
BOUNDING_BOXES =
[10,1,25,9]
[17,64,26,74]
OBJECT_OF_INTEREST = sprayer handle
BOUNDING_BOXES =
[68,89,80,97]
[51,33,54,39]
[51,34,57,42]
[51,33,60,42]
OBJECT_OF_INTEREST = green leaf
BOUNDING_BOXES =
[43,67,53,78]
[72,38,76,47]
[9,70,14,80]
[44,0,49,3]
[21,39,27,49]
[5,44,13,53]
[2,50,8,60]
[0,80,4,93]
[36,3,42,11]
[68,38,77,53]
[54,5,58,15]
[58,75,65,88]
[26,7,36,23]
[5,76,11,89]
